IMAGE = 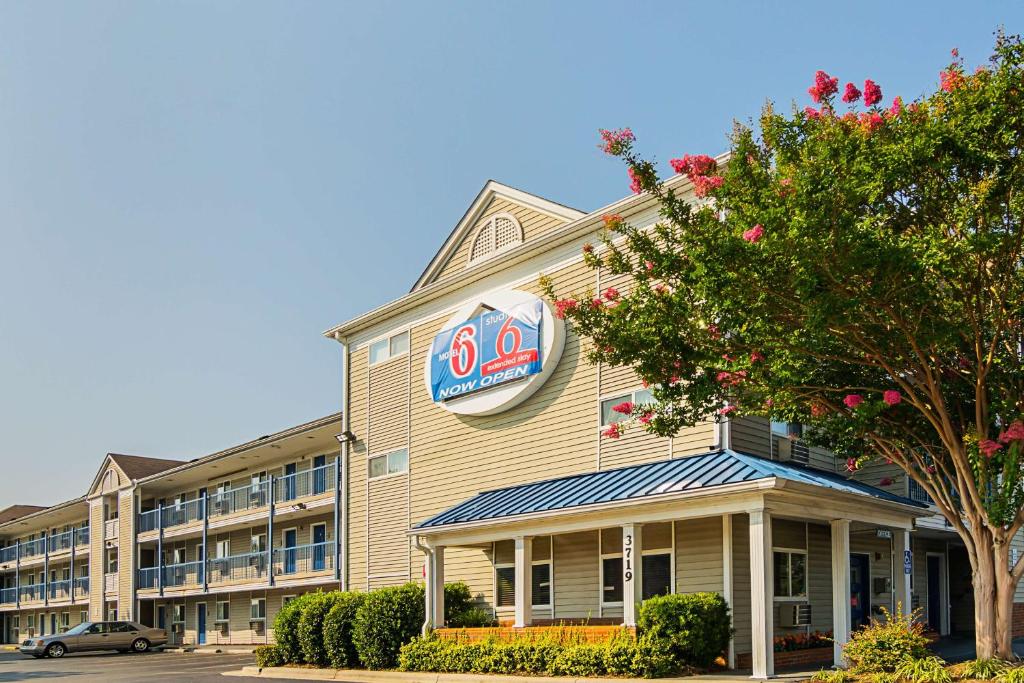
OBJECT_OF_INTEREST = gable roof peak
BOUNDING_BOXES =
[410,180,586,292]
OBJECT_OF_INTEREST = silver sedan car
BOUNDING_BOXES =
[20,620,168,658]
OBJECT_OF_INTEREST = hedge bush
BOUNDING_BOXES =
[254,644,286,668]
[637,591,732,668]
[352,582,426,669]
[323,591,366,669]
[397,632,675,679]
[842,606,929,674]
[273,593,316,663]
[298,591,343,667]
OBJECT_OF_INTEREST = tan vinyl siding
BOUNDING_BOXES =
[731,514,752,653]
[87,501,104,621]
[731,417,837,472]
[674,517,723,593]
[117,490,134,620]
[347,348,370,591]
[367,475,410,589]
[434,198,570,282]
[808,523,833,632]
[553,531,599,620]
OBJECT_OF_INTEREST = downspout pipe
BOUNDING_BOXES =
[334,332,351,592]
[413,535,432,637]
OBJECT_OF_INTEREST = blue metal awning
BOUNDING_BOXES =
[414,448,926,530]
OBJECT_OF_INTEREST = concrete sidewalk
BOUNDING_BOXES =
[223,665,814,682]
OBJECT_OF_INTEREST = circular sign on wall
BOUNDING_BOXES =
[423,289,565,416]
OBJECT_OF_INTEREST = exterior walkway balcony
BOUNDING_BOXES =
[137,462,338,543]
[136,541,336,598]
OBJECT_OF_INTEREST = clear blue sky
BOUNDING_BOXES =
[0,1,1020,505]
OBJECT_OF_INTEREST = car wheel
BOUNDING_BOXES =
[45,643,65,658]
[131,638,150,653]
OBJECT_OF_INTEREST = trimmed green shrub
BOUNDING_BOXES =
[323,591,366,669]
[448,606,495,628]
[895,656,952,683]
[549,643,608,677]
[298,591,342,667]
[637,591,732,667]
[353,582,425,669]
[812,669,854,683]
[273,593,316,663]
[961,659,1011,680]
[629,634,677,679]
[254,644,286,668]
[842,606,930,673]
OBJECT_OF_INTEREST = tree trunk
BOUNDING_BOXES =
[968,529,1017,660]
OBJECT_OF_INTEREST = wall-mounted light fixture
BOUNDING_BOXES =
[335,431,356,445]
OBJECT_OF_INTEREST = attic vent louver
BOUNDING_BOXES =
[468,213,523,265]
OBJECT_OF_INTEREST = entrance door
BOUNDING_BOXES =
[284,529,297,574]
[283,464,296,501]
[850,554,871,628]
[312,455,327,495]
[927,555,942,632]
[197,604,207,646]
[50,613,57,636]
[312,524,326,571]
[157,606,166,630]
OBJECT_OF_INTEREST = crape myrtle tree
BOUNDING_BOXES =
[542,34,1024,659]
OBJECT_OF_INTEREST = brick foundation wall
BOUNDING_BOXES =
[1013,603,1024,638]
[736,646,833,670]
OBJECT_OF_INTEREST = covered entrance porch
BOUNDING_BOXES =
[412,450,928,678]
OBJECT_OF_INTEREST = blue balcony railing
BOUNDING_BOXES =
[138,566,159,589]
[47,579,71,601]
[162,561,204,588]
[0,587,16,604]
[0,546,16,564]
[209,481,270,518]
[74,527,89,547]
[73,577,89,598]
[208,552,269,585]
[19,583,44,602]
[274,464,336,503]
[47,530,74,554]
[20,538,45,559]
[138,509,159,533]
[273,541,335,576]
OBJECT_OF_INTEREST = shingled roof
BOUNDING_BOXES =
[0,505,47,525]
[108,453,186,480]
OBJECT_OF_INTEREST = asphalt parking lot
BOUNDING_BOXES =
[0,650,258,682]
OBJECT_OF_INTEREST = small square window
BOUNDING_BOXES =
[387,450,409,475]
[600,395,632,426]
[390,332,409,357]
[495,566,515,607]
[369,339,389,365]
[369,456,387,479]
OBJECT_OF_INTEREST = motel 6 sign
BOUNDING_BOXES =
[424,289,565,416]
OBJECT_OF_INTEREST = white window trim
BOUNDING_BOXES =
[599,387,656,428]
[215,600,230,623]
[368,331,410,366]
[250,597,267,621]
[599,551,624,607]
[641,547,675,597]
[368,448,409,480]
[310,522,329,544]
[772,547,809,601]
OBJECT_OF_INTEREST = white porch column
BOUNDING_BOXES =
[723,514,735,669]
[622,523,643,627]
[428,545,445,628]
[831,519,851,667]
[514,536,532,628]
[749,510,773,679]
[897,530,912,618]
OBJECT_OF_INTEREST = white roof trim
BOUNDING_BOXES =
[410,180,585,292]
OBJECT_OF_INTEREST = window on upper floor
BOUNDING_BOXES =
[468,213,524,265]
[771,421,804,438]
[368,449,409,479]
[600,388,655,426]
[369,331,409,365]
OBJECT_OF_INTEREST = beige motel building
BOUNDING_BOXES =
[0,174,1015,677]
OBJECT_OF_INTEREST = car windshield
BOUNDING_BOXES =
[64,623,91,635]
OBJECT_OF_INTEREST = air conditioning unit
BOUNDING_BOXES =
[218,622,229,635]
[214,499,228,514]
[171,623,184,634]
[248,555,263,567]
[250,620,265,634]
[873,577,892,595]
[779,603,812,627]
